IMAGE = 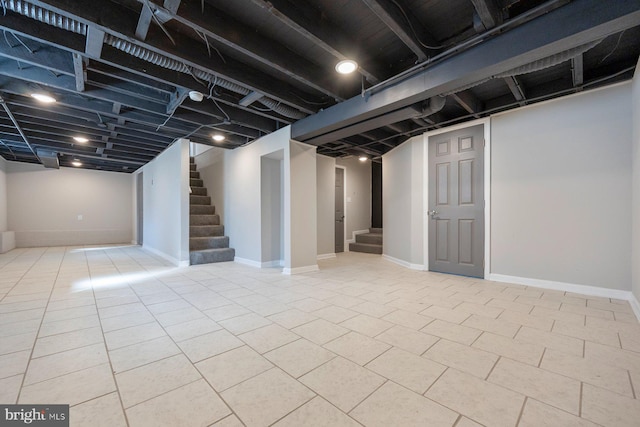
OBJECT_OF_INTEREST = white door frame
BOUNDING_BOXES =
[335,165,348,252]
[423,117,491,278]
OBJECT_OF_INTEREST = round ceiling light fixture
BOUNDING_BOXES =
[73,136,89,143]
[335,59,358,74]
[189,91,204,102]
[359,156,368,162]
[30,93,57,103]
[212,134,225,142]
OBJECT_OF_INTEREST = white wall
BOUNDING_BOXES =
[491,83,632,291]
[0,157,7,232]
[261,152,284,265]
[632,61,640,303]
[317,154,336,257]
[225,127,291,264]
[336,157,372,240]
[193,146,226,224]
[288,141,317,272]
[6,161,132,247]
[137,140,190,265]
[382,136,424,266]
[0,157,13,253]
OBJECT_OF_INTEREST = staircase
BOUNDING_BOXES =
[349,228,382,254]
[189,158,235,265]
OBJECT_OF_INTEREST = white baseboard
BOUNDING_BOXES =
[489,273,640,322]
[382,254,424,271]
[317,253,336,260]
[282,264,319,275]
[142,245,187,267]
[234,257,262,268]
[629,294,640,322]
[261,260,284,268]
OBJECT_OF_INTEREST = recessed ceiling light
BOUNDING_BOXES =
[71,160,82,167]
[30,93,57,103]
[359,156,368,162]
[335,59,358,74]
[212,134,225,142]
[73,136,89,143]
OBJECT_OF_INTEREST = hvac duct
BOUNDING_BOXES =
[1,0,306,119]
[36,149,59,169]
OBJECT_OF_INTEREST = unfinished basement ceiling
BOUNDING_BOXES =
[0,0,638,172]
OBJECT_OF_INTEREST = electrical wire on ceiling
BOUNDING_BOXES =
[194,28,227,63]
[599,30,625,65]
[389,0,450,50]
[142,0,176,45]
[1,0,308,120]
[207,78,231,122]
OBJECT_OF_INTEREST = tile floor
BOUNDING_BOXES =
[1,245,640,427]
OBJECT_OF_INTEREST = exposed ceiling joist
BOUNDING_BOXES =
[450,90,483,118]
[248,0,382,84]
[572,54,584,89]
[360,0,436,62]
[470,0,504,31]
[72,53,86,91]
[139,0,346,101]
[23,0,316,115]
[292,0,640,143]
[504,76,527,106]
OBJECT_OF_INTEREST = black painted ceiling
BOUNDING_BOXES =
[0,0,638,172]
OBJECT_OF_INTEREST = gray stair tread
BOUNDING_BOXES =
[190,248,235,265]
[349,242,382,254]
[351,242,382,248]
[369,228,383,234]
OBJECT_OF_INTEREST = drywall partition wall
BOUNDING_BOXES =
[224,127,291,265]
[139,139,190,265]
[382,135,425,268]
[317,154,336,257]
[261,151,284,266]
[0,156,7,232]
[194,146,226,224]
[6,161,132,247]
[491,83,632,292]
[287,140,318,273]
[336,157,372,241]
[0,157,14,254]
[632,60,640,306]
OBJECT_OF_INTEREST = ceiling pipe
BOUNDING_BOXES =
[0,95,41,163]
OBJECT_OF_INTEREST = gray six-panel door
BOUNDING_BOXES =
[335,168,345,253]
[428,125,484,278]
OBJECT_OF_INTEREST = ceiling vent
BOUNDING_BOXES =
[36,149,59,169]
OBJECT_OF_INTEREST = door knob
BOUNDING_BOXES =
[428,210,438,219]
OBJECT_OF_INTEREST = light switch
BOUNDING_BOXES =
[77,215,83,221]
[347,197,352,203]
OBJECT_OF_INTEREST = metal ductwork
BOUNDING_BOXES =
[36,149,59,168]
[420,96,446,117]
[443,40,603,96]
[494,40,602,78]
[1,0,306,120]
